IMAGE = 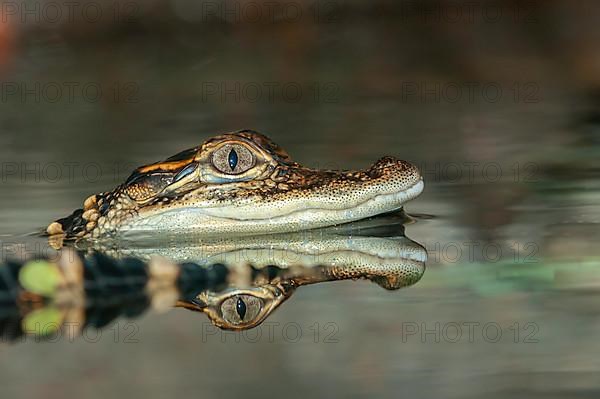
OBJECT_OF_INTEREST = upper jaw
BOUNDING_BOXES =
[124,156,423,237]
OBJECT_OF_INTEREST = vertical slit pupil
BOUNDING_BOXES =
[228,149,238,171]
[236,297,247,320]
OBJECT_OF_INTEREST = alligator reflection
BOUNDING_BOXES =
[1,214,426,341]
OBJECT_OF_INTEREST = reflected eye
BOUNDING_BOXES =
[220,295,263,325]
[212,144,255,174]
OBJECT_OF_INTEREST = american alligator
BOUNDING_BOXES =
[46,130,424,242]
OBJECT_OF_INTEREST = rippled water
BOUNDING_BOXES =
[2,2,600,398]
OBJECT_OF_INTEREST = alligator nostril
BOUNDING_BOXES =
[366,157,421,183]
[375,156,400,168]
[367,157,399,178]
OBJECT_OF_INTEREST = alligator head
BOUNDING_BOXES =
[46,130,423,242]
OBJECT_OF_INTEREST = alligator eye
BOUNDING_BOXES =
[212,144,255,175]
[173,162,198,183]
[220,294,263,325]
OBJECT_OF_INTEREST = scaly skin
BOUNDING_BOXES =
[46,130,424,242]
